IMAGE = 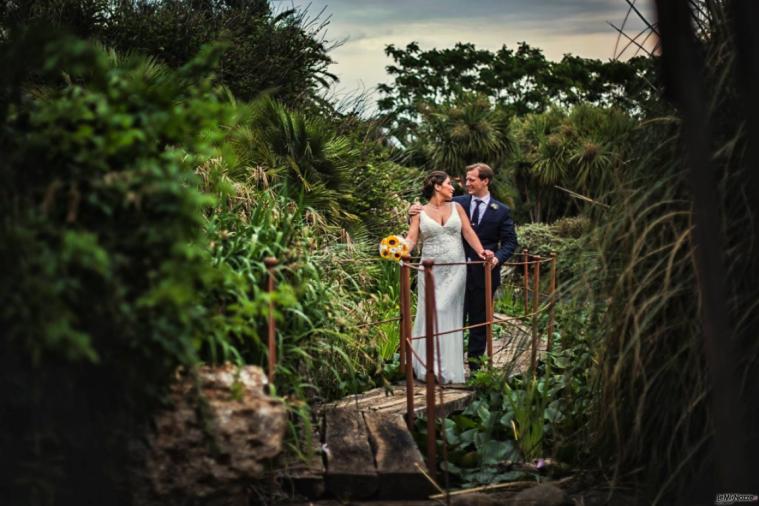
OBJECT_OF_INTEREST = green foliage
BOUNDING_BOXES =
[412,94,512,180]
[225,96,420,237]
[508,105,635,223]
[0,30,414,501]
[361,260,403,363]
[0,0,336,105]
[417,391,527,488]
[587,121,705,501]
[193,89,423,401]
[418,301,597,488]
[233,97,360,226]
[503,377,547,460]
[551,216,591,239]
[0,34,226,370]
[0,0,110,39]
[514,221,592,287]
[198,141,398,402]
[540,304,597,464]
[582,3,759,500]
[0,4,429,501]
[348,159,423,239]
[378,40,655,144]
[0,35,228,502]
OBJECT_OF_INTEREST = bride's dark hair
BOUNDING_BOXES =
[422,171,449,199]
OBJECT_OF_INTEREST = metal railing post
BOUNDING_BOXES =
[484,260,494,363]
[400,257,414,429]
[264,257,278,386]
[530,255,541,375]
[422,259,437,481]
[547,252,558,353]
[523,249,530,314]
[399,263,407,372]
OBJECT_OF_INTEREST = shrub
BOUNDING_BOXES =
[0,35,227,502]
[585,4,759,499]
[512,221,592,288]
[201,186,382,401]
[551,215,590,239]
[195,100,413,401]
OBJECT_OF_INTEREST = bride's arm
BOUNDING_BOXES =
[455,203,490,259]
[404,213,421,252]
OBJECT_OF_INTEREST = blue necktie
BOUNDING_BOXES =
[471,199,483,227]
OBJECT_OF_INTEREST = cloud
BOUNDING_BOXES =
[294,0,654,32]
[281,0,657,107]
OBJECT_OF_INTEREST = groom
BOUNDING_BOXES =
[411,163,518,370]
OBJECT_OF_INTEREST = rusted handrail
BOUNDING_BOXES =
[530,253,541,375]
[405,257,552,268]
[523,249,530,314]
[484,260,494,363]
[398,264,407,373]
[394,248,559,487]
[406,306,551,341]
[422,259,437,481]
[264,257,278,386]
[547,252,558,352]
[335,253,553,269]
[400,257,414,429]
[258,248,559,410]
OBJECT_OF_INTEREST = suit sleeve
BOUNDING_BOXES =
[495,206,517,264]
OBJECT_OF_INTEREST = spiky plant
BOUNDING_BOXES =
[417,93,512,178]
[509,105,632,222]
[584,1,759,502]
[232,96,360,227]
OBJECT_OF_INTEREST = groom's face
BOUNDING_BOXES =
[465,169,489,196]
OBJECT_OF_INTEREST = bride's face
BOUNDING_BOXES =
[435,177,454,200]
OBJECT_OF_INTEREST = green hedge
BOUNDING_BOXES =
[0,35,229,502]
[514,217,593,286]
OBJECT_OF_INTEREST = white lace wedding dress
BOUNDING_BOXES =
[411,203,467,384]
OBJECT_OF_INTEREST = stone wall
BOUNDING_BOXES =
[136,364,287,504]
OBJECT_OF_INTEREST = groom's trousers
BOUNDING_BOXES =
[464,279,498,367]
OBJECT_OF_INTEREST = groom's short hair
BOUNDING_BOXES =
[466,163,494,183]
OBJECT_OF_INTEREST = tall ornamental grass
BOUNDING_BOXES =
[587,2,759,501]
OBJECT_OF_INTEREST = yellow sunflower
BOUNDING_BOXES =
[379,235,407,262]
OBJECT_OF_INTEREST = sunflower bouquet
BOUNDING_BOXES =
[379,234,410,262]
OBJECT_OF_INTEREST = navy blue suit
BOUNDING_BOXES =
[453,194,518,365]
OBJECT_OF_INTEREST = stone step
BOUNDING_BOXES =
[323,408,379,500]
[364,412,435,500]
[320,407,436,501]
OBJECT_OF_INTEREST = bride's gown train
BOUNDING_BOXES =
[411,203,467,384]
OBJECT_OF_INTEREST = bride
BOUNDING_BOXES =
[404,171,492,384]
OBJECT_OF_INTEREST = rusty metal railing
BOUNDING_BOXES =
[398,250,558,481]
[264,257,278,387]
[261,249,558,486]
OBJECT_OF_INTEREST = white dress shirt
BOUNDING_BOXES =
[468,193,491,226]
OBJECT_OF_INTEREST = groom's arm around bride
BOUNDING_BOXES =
[406,163,518,371]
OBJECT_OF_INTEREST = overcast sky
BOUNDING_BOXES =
[280,0,656,106]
